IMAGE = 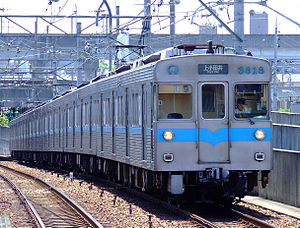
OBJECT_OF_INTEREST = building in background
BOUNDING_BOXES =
[249,10,268,34]
[199,24,217,34]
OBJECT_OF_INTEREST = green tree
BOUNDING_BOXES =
[99,61,115,74]
[0,112,9,127]
[4,107,19,122]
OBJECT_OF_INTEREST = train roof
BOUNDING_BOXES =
[12,42,256,120]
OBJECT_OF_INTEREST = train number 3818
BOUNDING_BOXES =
[238,66,264,75]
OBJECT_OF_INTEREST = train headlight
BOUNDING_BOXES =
[163,130,174,141]
[254,129,265,140]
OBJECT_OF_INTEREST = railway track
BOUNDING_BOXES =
[43,167,218,227]
[129,187,277,228]
[0,159,291,227]
[189,203,278,228]
[71,168,275,228]
[120,185,219,228]
[0,164,102,228]
[230,208,277,228]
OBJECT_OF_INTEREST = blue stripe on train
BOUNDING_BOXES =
[157,128,271,146]
[199,128,229,146]
[72,126,151,134]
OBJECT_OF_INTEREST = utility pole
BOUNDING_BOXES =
[76,22,82,85]
[234,0,244,54]
[53,44,57,85]
[198,0,242,43]
[96,0,112,71]
[170,0,175,46]
[143,0,151,55]
[272,19,278,111]
[116,5,120,32]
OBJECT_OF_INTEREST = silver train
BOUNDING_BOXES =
[10,43,272,204]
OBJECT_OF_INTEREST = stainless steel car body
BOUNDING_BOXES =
[10,45,272,201]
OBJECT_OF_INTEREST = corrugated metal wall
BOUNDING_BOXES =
[0,126,10,155]
[258,112,300,207]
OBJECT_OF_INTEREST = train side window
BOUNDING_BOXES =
[89,97,92,149]
[53,111,56,148]
[132,93,141,126]
[76,104,80,127]
[26,120,29,146]
[80,101,83,148]
[73,102,76,148]
[90,98,93,126]
[141,85,146,160]
[43,114,45,139]
[95,100,100,125]
[66,106,69,128]
[134,94,137,125]
[32,120,34,137]
[86,102,90,127]
[125,88,129,157]
[121,96,124,126]
[29,121,31,138]
[48,113,50,147]
[115,95,124,126]
[68,106,72,129]
[68,106,72,146]
[132,94,136,125]
[38,116,40,135]
[33,118,35,137]
[115,95,119,126]
[31,118,34,137]
[82,102,89,127]
[37,117,39,135]
[34,117,37,136]
[104,97,111,125]
[138,93,142,126]
[100,94,104,151]
[158,84,192,119]
[59,107,61,148]
[202,84,225,119]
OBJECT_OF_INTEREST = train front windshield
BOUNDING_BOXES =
[235,84,269,119]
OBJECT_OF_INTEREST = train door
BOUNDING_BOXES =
[198,82,230,163]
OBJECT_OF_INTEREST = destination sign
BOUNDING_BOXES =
[198,64,228,75]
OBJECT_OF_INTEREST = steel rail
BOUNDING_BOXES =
[0,172,45,228]
[231,208,277,228]
[84,173,220,228]
[0,164,103,228]
[56,167,276,228]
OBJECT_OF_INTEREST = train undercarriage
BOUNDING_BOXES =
[11,150,269,205]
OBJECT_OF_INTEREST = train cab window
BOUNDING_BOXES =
[235,84,269,119]
[158,84,192,119]
[202,84,225,119]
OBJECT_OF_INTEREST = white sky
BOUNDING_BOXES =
[0,0,300,34]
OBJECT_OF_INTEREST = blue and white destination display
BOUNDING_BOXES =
[198,64,228,74]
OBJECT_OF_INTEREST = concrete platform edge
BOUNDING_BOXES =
[242,196,300,219]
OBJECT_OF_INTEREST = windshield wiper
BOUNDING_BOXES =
[248,118,255,125]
